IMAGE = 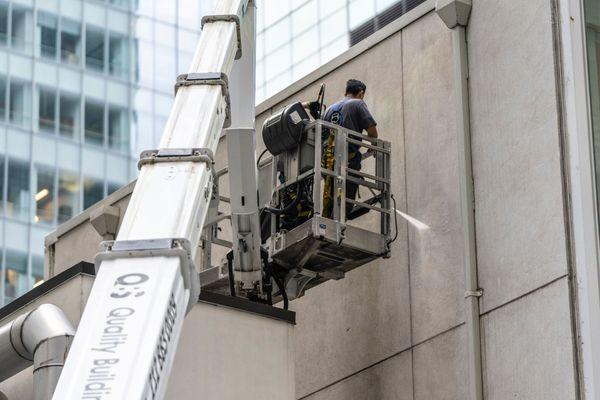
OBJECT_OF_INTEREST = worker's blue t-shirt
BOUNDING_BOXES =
[323,97,377,152]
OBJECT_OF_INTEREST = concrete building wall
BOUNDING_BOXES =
[38,1,582,399]
[252,0,579,398]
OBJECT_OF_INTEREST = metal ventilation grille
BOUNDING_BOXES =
[350,0,427,46]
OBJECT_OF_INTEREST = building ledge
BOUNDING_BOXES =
[1,261,295,325]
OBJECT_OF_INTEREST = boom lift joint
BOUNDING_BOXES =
[201,14,243,59]
[95,238,200,313]
[174,72,232,127]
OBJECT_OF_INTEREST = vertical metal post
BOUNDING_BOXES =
[313,123,323,215]
[378,141,391,238]
[228,0,255,127]
[333,128,345,222]
[226,1,262,291]
[227,128,262,290]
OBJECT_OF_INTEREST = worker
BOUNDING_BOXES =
[322,78,378,218]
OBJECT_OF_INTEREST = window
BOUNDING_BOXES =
[83,177,103,209]
[586,0,600,220]
[177,0,203,30]
[293,26,318,62]
[61,19,81,65]
[177,30,198,74]
[0,75,6,120]
[292,0,316,36]
[110,0,129,8]
[11,6,30,51]
[154,44,176,93]
[0,2,8,45]
[35,166,55,224]
[108,106,129,152]
[265,17,290,54]
[154,23,176,92]
[85,100,104,145]
[37,11,57,59]
[107,181,122,195]
[265,45,291,79]
[38,87,56,132]
[4,249,28,300]
[31,255,44,286]
[135,39,154,88]
[109,33,128,78]
[0,157,5,214]
[6,159,30,221]
[34,165,55,225]
[9,80,31,127]
[58,170,78,224]
[264,0,290,26]
[349,0,427,46]
[320,8,348,44]
[59,92,80,138]
[86,27,105,71]
[319,0,345,18]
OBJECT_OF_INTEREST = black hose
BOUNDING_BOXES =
[389,194,399,244]
[260,248,273,305]
[272,274,289,310]
[226,251,236,297]
[256,148,269,168]
[264,181,302,215]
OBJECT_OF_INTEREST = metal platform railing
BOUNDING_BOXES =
[270,119,392,236]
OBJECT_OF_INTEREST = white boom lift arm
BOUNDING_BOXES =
[52,0,261,398]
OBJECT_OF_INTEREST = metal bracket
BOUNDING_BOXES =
[138,147,215,171]
[174,72,231,127]
[201,14,242,59]
[95,238,200,313]
[464,289,483,298]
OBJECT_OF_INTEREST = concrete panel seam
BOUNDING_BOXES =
[400,28,417,400]
[480,273,569,317]
[297,322,471,400]
[296,347,414,400]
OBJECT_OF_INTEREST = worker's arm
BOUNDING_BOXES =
[357,100,378,138]
[366,124,378,138]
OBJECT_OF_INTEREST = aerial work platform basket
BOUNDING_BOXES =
[265,120,392,299]
[200,119,393,300]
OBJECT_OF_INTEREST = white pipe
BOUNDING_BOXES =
[435,1,483,399]
[451,25,483,400]
[0,304,75,399]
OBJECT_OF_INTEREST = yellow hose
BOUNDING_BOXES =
[322,133,335,218]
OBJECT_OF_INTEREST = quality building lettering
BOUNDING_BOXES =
[82,307,135,399]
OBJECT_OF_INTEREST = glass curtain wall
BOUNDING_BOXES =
[585,0,600,219]
[0,0,216,305]
[0,2,7,45]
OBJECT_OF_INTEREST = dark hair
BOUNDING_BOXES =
[345,79,366,96]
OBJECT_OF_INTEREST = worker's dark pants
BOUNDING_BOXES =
[345,150,362,212]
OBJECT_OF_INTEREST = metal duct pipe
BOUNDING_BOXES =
[435,1,483,400]
[0,304,75,400]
